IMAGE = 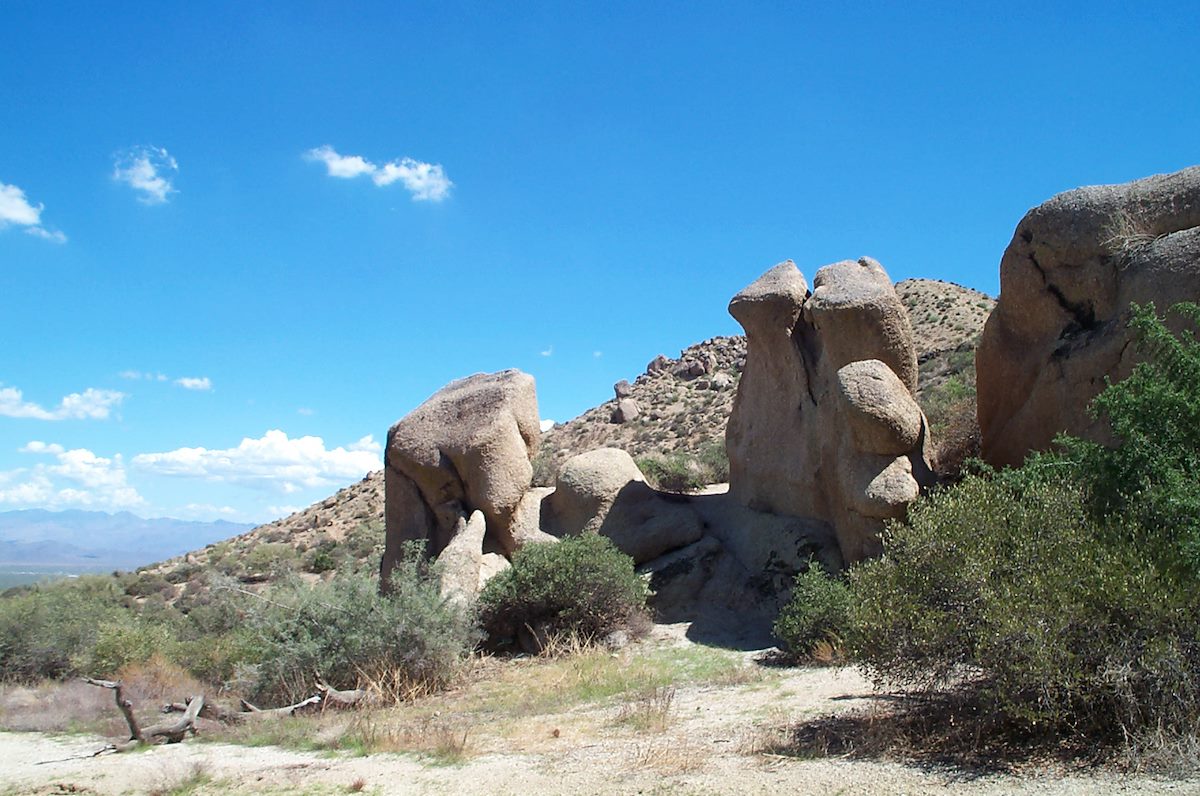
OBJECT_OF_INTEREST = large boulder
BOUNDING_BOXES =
[547,447,705,564]
[726,258,933,562]
[381,370,540,591]
[977,166,1200,467]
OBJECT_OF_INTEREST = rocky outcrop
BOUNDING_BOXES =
[977,166,1200,467]
[726,258,934,562]
[380,370,540,591]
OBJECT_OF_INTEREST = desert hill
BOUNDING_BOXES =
[141,278,993,595]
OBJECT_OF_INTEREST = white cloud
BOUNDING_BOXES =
[113,146,178,204]
[297,407,315,416]
[372,158,453,201]
[540,346,554,357]
[19,441,64,455]
[0,442,145,510]
[0,181,66,242]
[304,145,453,202]
[0,384,125,420]
[120,370,168,382]
[133,429,383,493]
[540,419,556,432]
[175,376,212,391]
[304,145,375,179]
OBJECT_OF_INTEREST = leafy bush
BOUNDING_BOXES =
[477,534,648,649]
[0,576,142,681]
[849,303,1200,741]
[773,561,851,659]
[1059,302,1200,579]
[242,558,475,704]
[637,440,727,492]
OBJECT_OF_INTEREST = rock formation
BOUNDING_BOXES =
[726,257,934,562]
[380,369,540,592]
[977,166,1200,467]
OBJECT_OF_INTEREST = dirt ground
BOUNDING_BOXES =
[3,625,1199,795]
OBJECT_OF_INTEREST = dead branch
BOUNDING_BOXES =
[140,694,205,743]
[85,678,205,746]
[84,678,141,742]
[239,694,322,718]
[315,675,376,709]
[162,699,244,723]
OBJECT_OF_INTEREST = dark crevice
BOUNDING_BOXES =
[1026,251,1097,338]
[792,314,821,407]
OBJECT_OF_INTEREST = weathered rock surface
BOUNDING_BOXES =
[726,258,934,562]
[435,510,488,605]
[612,397,640,424]
[977,166,1200,467]
[381,370,540,590]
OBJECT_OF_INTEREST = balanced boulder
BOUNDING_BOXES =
[977,166,1200,467]
[380,370,540,591]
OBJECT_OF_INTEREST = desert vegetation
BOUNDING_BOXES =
[3,301,1199,790]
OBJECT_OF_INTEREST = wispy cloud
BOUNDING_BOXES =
[174,376,212,391]
[0,441,145,509]
[593,351,603,358]
[120,370,169,381]
[0,181,66,243]
[113,146,178,204]
[540,419,556,432]
[133,430,382,494]
[304,145,453,202]
[540,346,554,357]
[0,384,125,420]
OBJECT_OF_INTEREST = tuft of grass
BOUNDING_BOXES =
[614,685,675,732]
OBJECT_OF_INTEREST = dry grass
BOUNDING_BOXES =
[628,737,706,774]
[614,686,676,732]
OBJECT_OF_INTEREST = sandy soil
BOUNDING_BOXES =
[3,628,1199,795]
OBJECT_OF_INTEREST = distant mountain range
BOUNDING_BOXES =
[0,509,254,571]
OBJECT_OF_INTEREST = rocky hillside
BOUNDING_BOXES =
[142,278,993,592]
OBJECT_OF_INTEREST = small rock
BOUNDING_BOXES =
[602,629,630,651]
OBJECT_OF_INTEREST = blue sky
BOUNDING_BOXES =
[2,1,1197,523]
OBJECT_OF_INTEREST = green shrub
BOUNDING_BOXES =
[773,561,851,659]
[241,559,475,704]
[849,303,1200,742]
[637,440,727,492]
[1059,302,1200,579]
[0,576,138,681]
[477,534,648,649]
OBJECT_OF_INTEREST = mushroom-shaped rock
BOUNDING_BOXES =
[381,370,540,591]
[726,258,933,562]
[977,166,1200,467]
